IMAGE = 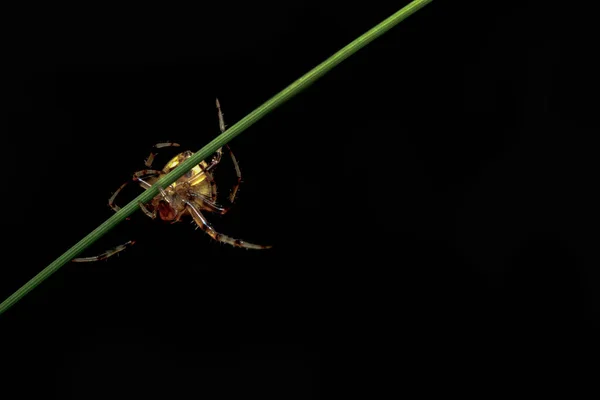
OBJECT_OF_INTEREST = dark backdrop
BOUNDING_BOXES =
[3,0,598,397]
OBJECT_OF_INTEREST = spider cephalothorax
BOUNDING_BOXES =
[72,99,271,263]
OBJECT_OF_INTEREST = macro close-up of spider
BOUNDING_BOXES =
[72,99,272,262]
[7,3,600,398]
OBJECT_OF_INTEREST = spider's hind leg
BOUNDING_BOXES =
[185,200,271,250]
[71,240,136,262]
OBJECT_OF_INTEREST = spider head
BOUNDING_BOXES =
[157,200,177,221]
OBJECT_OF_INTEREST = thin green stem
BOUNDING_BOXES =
[0,0,433,316]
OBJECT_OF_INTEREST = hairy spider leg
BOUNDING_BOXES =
[184,200,272,250]
[72,240,136,262]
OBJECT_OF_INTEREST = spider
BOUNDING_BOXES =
[72,99,272,262]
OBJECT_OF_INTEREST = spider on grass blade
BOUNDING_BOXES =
[72,99,272,262]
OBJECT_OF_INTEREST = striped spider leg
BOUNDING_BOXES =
[71,240,136,263]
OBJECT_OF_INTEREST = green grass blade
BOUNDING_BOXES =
[0,0,433,316]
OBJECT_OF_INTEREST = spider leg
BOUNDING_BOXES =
[145,142,181,167]
[109,172,159,221]
[187,159,234,215]
[208,144,241,209]
[72,240,136,263]
[184,200,272,250]
[208,98,226,168]
[216,98,227,134]
[198,98,236,175]
[108,181,130,212]
[224,144,242,204]
[157,186,170,201]
[154,142,181,149]
[214,98,242,206]
[144,152,156,168]
[138,202,156,219]
[189,193,229,214]
[133,169,164,180]
[110,169,159,211]
[134,177,167,221]
[134,177,153,189]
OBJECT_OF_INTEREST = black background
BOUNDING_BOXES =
[2,0,599,397]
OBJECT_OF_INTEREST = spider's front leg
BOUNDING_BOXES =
[215,98,243,206]
[184,200,271,250]
[208,98,226,168]
[202,99,232,174]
